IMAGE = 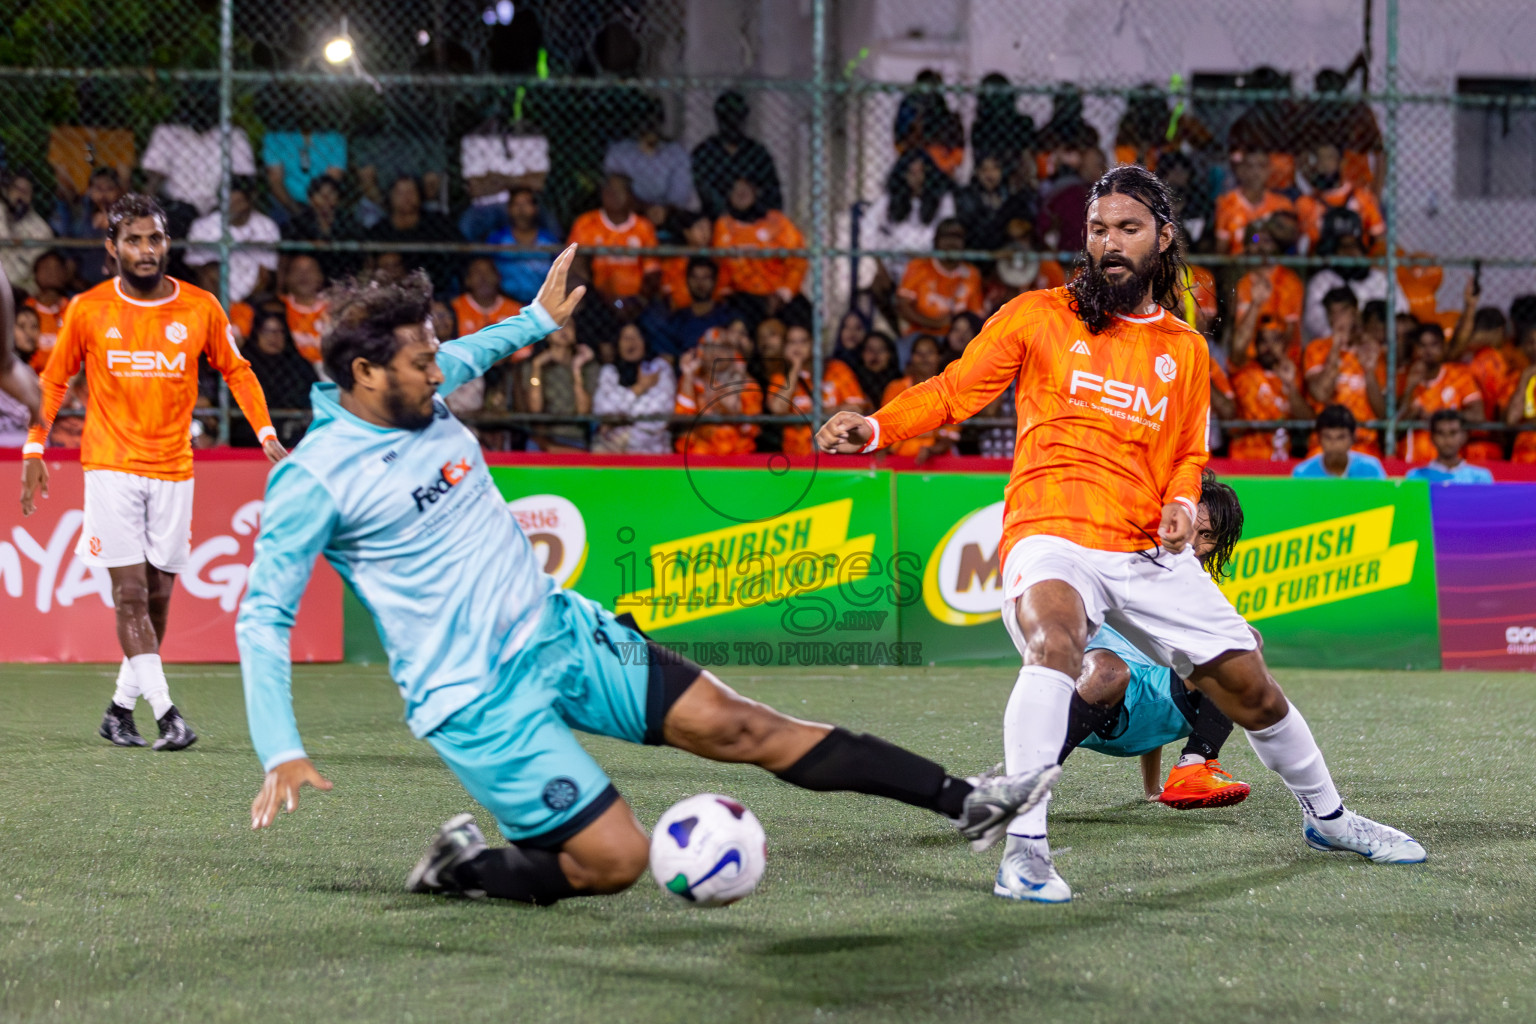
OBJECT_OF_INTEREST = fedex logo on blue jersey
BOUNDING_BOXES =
[412,457,473,512]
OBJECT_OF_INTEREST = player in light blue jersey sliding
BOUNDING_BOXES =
[237,246,1058,905]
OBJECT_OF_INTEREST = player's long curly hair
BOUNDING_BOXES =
[1066,165,1186,335]
[1197,470,1244,581]
[321,271,434,390]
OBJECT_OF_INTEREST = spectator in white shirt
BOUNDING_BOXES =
[0,168,54,293]
[141,121,256,219]
[1302,206,1408,342]
[184,178,280,303]
[593,323,676,454]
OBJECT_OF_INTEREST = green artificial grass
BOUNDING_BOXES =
[3,663,1535,1023]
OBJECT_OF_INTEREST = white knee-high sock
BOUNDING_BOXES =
[1003,665,1076,838]
[130,654,173,720]
[1245,705,1343,819]
[111,658,139,711]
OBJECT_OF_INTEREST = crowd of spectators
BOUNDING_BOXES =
[2,67,1533,469]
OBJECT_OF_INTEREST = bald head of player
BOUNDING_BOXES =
[1068,165,1183,335]
[106,193,171,299]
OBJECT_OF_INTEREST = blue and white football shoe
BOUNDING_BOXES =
[993,835,1072,903]
[1303,808,1426,864]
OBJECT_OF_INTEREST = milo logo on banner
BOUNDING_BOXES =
[922,501,1006,626]
[1217,505,1417,620]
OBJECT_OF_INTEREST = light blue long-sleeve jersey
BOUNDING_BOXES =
[236,302,560,771]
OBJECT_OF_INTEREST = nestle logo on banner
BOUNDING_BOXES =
[1508,626,1536,655]
[412,458,472,512]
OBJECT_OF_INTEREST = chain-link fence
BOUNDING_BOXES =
[2,0,1533,461]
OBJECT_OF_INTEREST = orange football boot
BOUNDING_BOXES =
[1158,759,1250,809]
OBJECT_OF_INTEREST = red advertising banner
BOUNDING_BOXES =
[0,452,342,663]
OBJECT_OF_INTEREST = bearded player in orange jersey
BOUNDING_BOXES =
[19,194,286,751]
[817,166,1424,903]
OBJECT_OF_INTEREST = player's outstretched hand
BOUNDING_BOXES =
[1158,501,1193,554]
[251,756,333,830]
[261,437,288,464]
[535,244,587,327]
[816,410,875,454]
[20,458,48,517]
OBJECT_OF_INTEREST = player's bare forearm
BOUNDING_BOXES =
[1140,749,1163,800]
[251,757,334,830]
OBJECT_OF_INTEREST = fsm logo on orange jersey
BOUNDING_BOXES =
[105,349,187,375]
[412,457,473,512]
[1067,369,1169,421]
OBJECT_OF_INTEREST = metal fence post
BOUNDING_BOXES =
[1383,0,1400,458]
[215,0,234,445]
[809,0,828,434]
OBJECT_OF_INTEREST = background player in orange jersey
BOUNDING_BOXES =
[19,194,286,751]
[818,166,1424,903]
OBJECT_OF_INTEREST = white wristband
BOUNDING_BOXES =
[858,416,882,454]
[257,426,277,445]
[1173,496,1197,520]
[22,442,44,457]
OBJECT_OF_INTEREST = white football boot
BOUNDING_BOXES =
[1303,808,1427,864]
[993,834,1073,903]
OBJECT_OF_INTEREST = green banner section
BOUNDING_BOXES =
[893,472,1441,670]
[338,467,1441,671]
[894,472,1016,665]
[487,466,908,668]
[1214,479,1441,669]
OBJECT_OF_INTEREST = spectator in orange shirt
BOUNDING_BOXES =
[1214,151,1295,255]
[452,256,523,338]
[280,253,329,364]
[1506,326,1536,463]
[1399,322,1487,462]
[767,324,869,456]
[568,174,660,319]
[1295,142,1385,253]
[896,218,983,337]
[658,211,718,311]
[24,249,72,371]
[1232,219,1304,355]
[1304,287,1387,455]
[674,328,761,455]
[1449,280,1517,417]
[881,335,958,465]
[1229,318,1312,460]
[713,177,808,323]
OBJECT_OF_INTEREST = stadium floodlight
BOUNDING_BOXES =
[320,17,381,94]
[323,35,354,65]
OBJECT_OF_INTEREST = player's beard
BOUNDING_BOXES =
[1078,249,1157,318]
[383,381,437,431]
[119,252,168,294]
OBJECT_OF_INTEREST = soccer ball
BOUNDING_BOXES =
[649,793,767,907]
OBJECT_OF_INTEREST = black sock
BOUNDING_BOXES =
[1180,692,1235,762]
[452,845,578,905]
[1059,692,1121,764]
[774,727,972,817]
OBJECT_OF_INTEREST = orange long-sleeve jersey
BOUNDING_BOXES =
[24,278,275,481]
[713,210,807,297]
[867,287,1211,560]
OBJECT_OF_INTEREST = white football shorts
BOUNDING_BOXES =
[1001,533,1256,677]
[77,470,195,574]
